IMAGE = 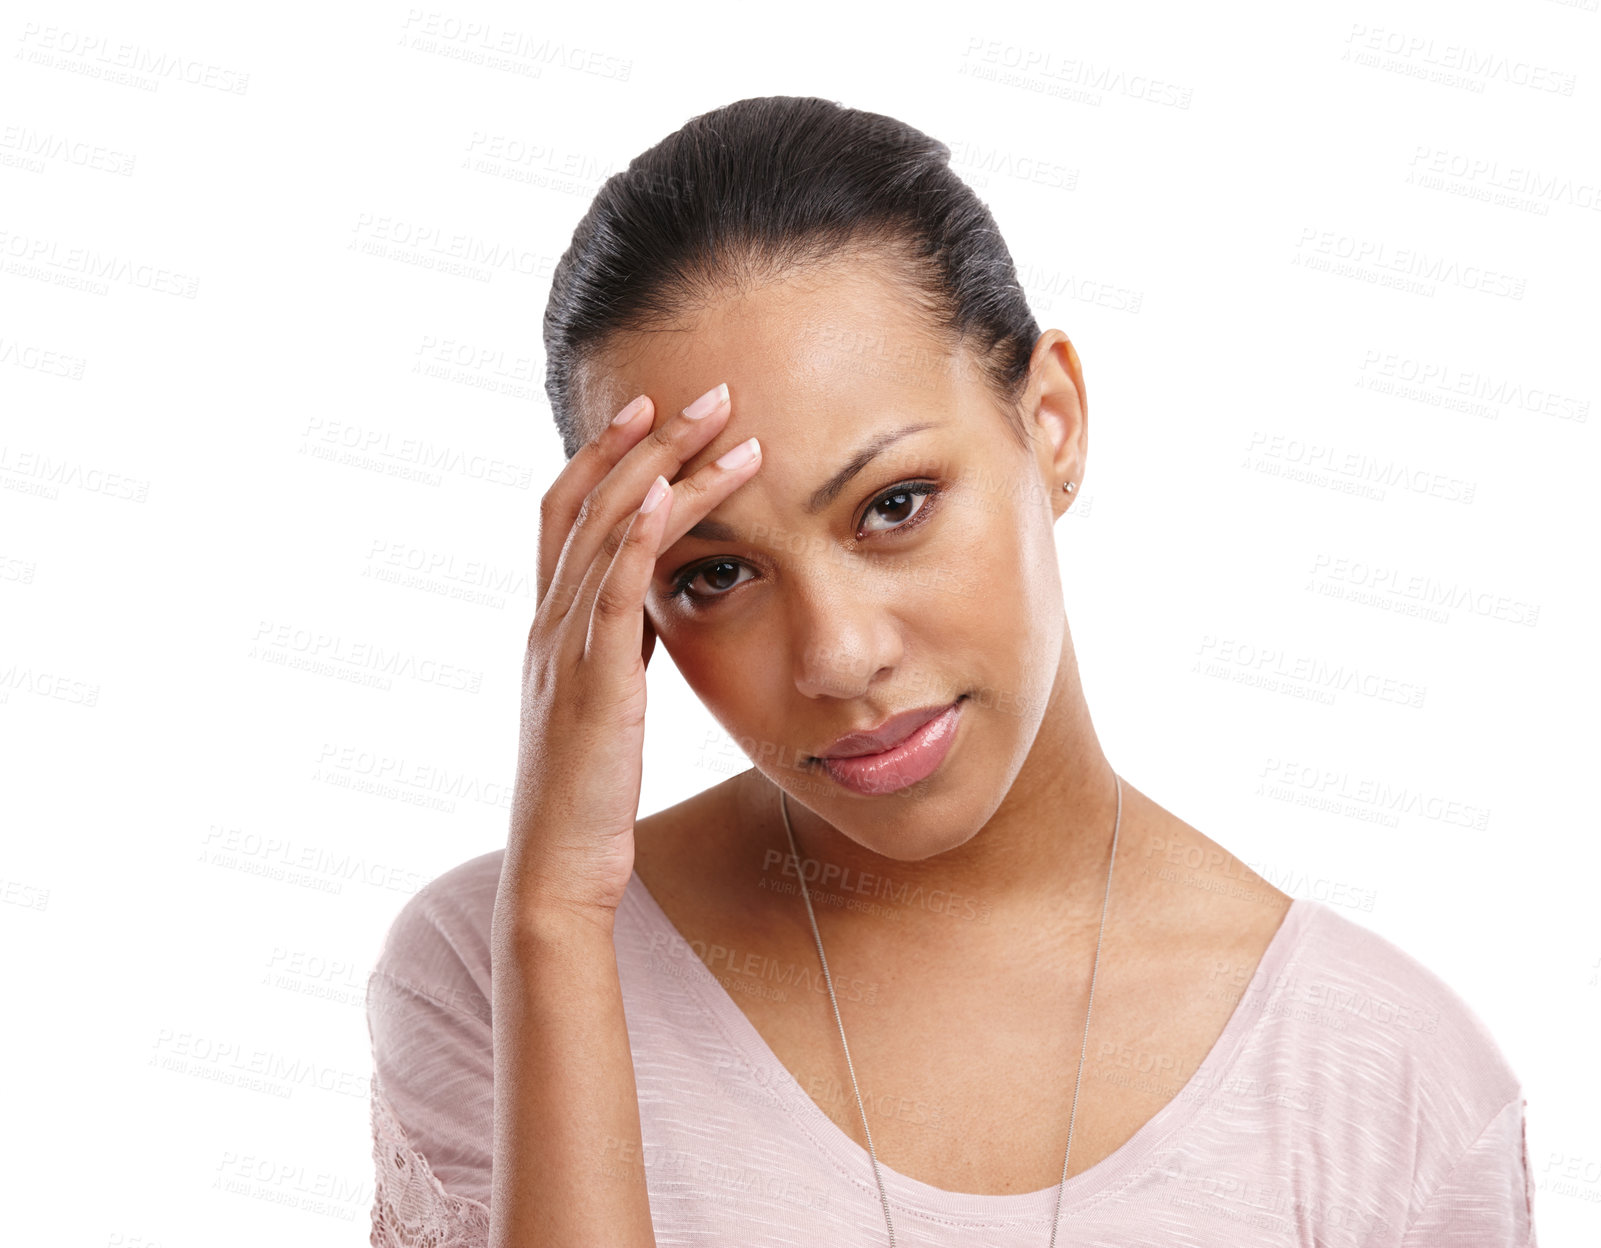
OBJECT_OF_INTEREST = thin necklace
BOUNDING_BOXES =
[778,772,1122,1247]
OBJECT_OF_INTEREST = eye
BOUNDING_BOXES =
[667,558,755,603]
[666,478,945,607]
[857,481,938,538]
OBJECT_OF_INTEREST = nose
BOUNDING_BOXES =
[789,579,905,700]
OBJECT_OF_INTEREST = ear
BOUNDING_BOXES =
[1021,330,1087,519]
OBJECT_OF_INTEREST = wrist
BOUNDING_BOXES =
[492,887,620,952]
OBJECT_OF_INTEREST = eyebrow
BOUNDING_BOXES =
[680,421,944,543]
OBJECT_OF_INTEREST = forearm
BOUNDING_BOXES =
[488,904,655,1248]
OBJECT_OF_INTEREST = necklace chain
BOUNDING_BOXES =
[778,772,1123,1247]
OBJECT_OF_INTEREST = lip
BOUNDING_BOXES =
[817,698,965,796]
[818,701,957,759]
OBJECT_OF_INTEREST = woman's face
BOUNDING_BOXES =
[578,260,1086,862]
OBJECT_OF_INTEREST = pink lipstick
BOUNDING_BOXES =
[818,698,965,795]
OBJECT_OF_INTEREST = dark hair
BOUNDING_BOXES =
[542,95,1041,460]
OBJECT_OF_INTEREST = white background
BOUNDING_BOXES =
[3,0,1597,1243]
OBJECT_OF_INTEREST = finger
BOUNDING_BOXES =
[537,394,657,608]
[560,523,621,666]
[651,434,764,552]
[561,431,765,658]
[542,384,731,624]
[584,473,674,674]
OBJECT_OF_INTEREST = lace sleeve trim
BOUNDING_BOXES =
[369,1074,491,1247]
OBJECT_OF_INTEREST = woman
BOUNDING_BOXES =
[366,96,1537,1246]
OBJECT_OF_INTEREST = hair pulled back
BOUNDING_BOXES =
[543,95,1041,459]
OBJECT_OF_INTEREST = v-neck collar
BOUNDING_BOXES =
[622,869,1318,1226]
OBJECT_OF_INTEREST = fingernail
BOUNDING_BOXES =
[683,382,729,420]
[714,437,760,470]
[639,474,670,514]
[612,394,650,427]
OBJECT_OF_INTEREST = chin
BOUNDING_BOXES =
[867,826,981,864]
[826,785,989,863]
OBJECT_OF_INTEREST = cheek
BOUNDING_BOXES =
[920,494,1038,612]
[918,501,1056,661]
[665,630,766,712]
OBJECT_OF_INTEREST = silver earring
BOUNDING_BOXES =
[1062,481,1075,494]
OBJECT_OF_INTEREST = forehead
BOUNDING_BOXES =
[573,262,988,469]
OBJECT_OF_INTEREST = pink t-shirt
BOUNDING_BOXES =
[365,848,1538,1246]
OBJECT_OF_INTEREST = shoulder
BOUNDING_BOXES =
[1261,900,1526,1172]
[1291,902,1524,1092]
[368,848,506,1031]
[366,850,507,1217]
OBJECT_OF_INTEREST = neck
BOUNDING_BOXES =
[743,624,1133,936]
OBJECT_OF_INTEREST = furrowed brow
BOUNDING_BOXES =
[678,421,944,543]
